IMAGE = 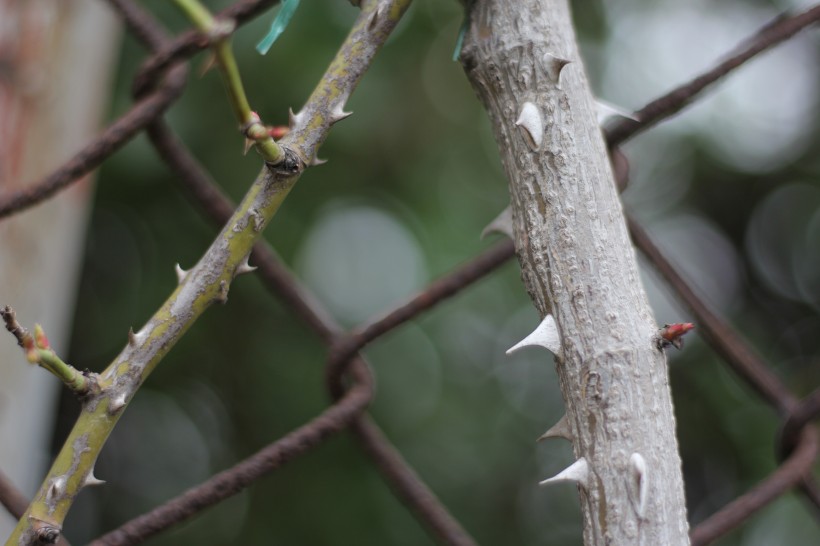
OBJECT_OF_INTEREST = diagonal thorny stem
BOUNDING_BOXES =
[5,1,411,544]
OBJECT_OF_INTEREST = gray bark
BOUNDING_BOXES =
[460,1,690,545]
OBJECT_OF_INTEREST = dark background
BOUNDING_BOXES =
[53,0,820,544]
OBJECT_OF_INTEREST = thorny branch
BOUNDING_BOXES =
[0,0,818,544]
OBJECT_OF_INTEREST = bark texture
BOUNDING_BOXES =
[460,1,690,545]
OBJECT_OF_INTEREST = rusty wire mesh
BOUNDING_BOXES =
[1,1,820,544]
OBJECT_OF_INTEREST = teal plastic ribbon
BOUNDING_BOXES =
[453,13,470,61]
[256,0,301,55]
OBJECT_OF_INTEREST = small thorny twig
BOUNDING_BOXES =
[1,1,819,545]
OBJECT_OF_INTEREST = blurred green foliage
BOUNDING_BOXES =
[55,0,819,544]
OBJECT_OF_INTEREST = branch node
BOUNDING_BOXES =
[31,518,61,545]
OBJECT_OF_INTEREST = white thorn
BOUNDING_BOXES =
[108,392,127,414]
[288,107,305,129]
[537,414,572,442]
[515,102,543,151]
[310,156,328,167]
[368,6,382,31]
[175,263,188,284]
[481,206,513,240]
[544,53,571,84]
[47,476,67,502]
[630,453,648,518]
[539,457,589,489]
[217,280,229,303]
[507,314,562,358]
[84,470,106,488]
[235,255,257,277]
[330,105,353,124]
[249,208,264,232]
[595,99,638,125]
[127,327,147,348]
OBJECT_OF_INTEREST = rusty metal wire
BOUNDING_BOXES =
[1,1,819,545]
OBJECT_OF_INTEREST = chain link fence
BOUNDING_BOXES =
[1,1,819,544]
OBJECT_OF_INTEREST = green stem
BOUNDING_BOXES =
[172,0,284,164]
[35,350,89,394]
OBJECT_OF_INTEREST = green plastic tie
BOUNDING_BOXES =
[256,0,301,55]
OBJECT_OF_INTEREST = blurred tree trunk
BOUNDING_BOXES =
[460,1,690,544]
[0,0,120,536]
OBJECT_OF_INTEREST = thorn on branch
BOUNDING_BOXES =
[656,322,695,351]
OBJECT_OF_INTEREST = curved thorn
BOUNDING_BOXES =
[330,105,353,124]
[175,263,188,284]
[515,101,543,151]
[288,107,305,129]
[544,53,571,84]
[537,413,572,442]
[507,314,562,357]
[481,206,513,240]
[46,476,67,503]
[630,452,648,518]
[310,156,328,167]
[83,470,106,488]
[540,457,589,489]
[108,392,127,414]
[235,255,257,277]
